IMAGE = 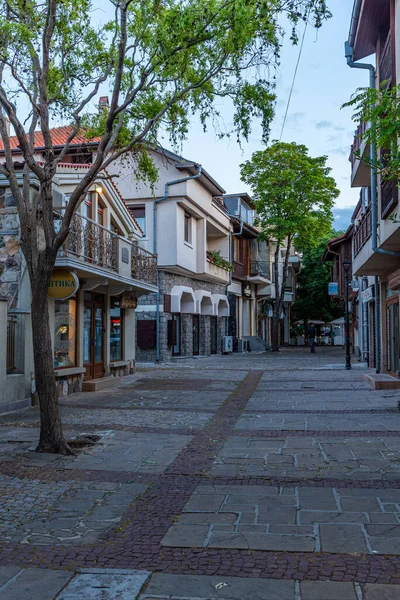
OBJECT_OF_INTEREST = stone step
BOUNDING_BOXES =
[82,376,119,392]
[364,372,400,390]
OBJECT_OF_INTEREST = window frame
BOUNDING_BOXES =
[184,212,192,245]
[53,296,78,369]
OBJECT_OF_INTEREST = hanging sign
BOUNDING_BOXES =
[242,283,252,298]
[361,286,374,303]
[328,282,339,296]
[48,269,79,300]
[121,294,138,309]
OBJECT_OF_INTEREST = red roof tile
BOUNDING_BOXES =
[0,125,100,151]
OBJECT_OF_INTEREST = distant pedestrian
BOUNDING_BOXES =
[308,323,316,354]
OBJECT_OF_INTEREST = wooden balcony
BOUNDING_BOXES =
[380,33,393,88]
[381,180,398,219]
[353,208,372,257]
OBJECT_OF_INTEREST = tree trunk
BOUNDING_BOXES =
[271,315,280,352]
[31,280,73,455]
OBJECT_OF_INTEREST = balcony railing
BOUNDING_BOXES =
[350,121,368,168]
[381,179,398,218]
[59,211,119,271]
[131,244,158,285]
[353,208,372,257]
[250,260,270,280]
[380,33,392,87]
[55,210,157,286]
[7,314,16,373]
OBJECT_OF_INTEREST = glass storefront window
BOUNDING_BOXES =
[110,297,122,361]
[54,297,77,368]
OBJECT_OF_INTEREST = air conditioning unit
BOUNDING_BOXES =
[222,335,233,354]
[237,339,245,353]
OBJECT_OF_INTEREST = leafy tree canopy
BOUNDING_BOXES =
[240,141,339,249]
[292,232,345,324]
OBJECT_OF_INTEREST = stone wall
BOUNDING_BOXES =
[136,270,228,362]
[0,207,21,307]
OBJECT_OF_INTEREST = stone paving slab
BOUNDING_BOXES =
[235,413,400,432]
[139,573,295,600]
[1,431,192,473]
[0,567,73,600]
[161,484,400,554]
[211,435,400,479]
[57,569,150,599]
[0,475,148,545]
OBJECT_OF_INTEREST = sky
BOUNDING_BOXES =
[177,0,369,232]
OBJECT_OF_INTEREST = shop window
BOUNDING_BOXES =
[110,297,123,361]
[184,212,192,244]
[129,205,146,235]
[54,297,77,368]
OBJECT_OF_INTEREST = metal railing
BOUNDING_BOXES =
[353,208,372,257]
[54,209,158,286]
[131,244,158,285]
[380,33,392,87]
[7,314,16,373]
[250,260,270,280]
[56,211,119,271]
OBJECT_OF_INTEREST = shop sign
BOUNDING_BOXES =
[328,282,339,296]
[242,283,252,298]
[361,286,374,303]
[121,294,138,309]
[48,269,79,300]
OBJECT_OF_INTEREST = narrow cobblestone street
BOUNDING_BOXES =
[1,348,400,599]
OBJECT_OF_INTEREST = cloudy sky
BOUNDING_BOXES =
[178,0,370,232]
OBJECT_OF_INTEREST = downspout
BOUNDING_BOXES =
[226,218,244,336]
[153,164,202,362]
[345,34,400,372]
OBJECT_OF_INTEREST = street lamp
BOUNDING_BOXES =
[343,259,352,370]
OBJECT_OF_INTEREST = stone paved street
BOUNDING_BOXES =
[2,348,400,598]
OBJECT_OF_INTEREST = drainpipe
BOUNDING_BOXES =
[225,218,244,336]
[153,164,202,362]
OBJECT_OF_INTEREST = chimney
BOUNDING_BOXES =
[99,96,110,113]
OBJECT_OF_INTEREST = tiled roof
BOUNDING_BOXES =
[0,125,100,151]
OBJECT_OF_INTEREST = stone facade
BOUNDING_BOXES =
[136,270,228,362]
[0,206,21,307]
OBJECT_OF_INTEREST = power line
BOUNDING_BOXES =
[279,16,310,141]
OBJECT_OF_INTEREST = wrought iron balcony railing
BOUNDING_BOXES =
[54,210,157,286]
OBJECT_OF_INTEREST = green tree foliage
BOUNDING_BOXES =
[0,0,332,453]
[292,233,344,325]
[240,141,339,350]
[343,84,400,182]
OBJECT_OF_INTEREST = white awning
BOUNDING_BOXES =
[212,294,229,317]
[194,290,214,315]
[170,286,196,314]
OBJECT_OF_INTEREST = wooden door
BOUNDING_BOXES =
[83,292,105,380]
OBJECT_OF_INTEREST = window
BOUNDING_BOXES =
[110,297,123,361]
[184,212,192,244]
[233,237,243,262]
[129,205,146,236]
[54,297,77,368]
